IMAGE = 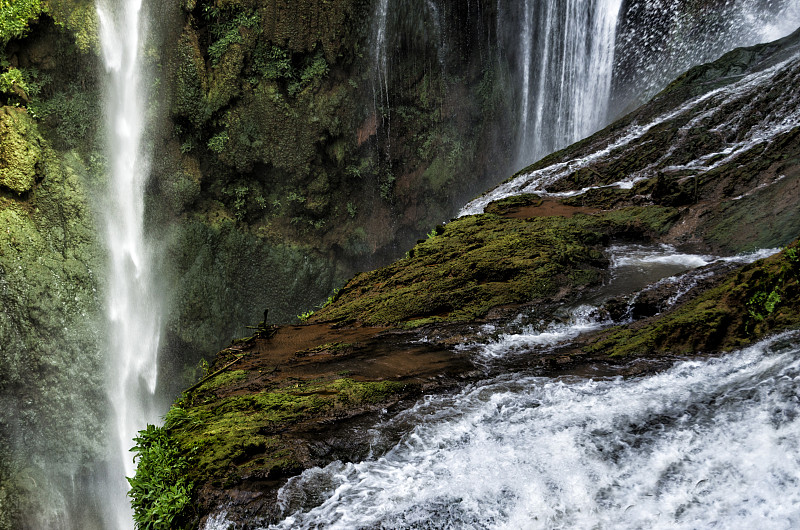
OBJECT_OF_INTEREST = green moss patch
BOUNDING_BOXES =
[484,193,543,215]
[310,207,679,327]
[0,107,42,193]
[194,369,247,393]
[161,378,409,487]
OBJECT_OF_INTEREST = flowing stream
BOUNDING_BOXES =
[266,333,800,529]
[200,244,796,529]
[96,0,161,527]
[459,33,800,216]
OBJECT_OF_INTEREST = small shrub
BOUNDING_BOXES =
[207,10,260,66]
[207,131,228,153]
[128,425,195,530]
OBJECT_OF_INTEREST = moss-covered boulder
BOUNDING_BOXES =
[310,206,679,327]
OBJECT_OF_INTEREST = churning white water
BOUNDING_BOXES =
[263,332,800,529]
[96,0,160,527]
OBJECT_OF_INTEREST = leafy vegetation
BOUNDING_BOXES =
[128,425,195,530]
[0,0,42,47]
[206,10,259,66]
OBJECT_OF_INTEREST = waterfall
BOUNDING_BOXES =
[613,0,800,111]
[510,0,623,169]
[96,0,160,527]
[506,0,800,171]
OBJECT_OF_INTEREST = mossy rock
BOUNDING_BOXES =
[0,107,43,194]
[310,206,679,327]
[152,377,410,493]
[587,240,800,357]
[484,193,543,215]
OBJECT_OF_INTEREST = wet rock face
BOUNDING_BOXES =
[151,0,519,368]
[465,26,800,255]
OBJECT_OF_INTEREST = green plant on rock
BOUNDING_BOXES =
[297,309,315,322]
[747,289,782,322]
[207,131,228,153]
[784,247,799,273]
[299,49,329,85]
[0,67,25,95]
[206,9,260,66]
[254,44,294,81]
[28,79,99,150]
[128,425,195,530]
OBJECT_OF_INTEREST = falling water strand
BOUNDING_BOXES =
[371,0,391,154]
[513,0,623,168]
[96,0,161,527]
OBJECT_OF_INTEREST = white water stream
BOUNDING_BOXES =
[264,332,800,529]
[199,240,794,529]
[96,0,161,527]
[459,40,800,216]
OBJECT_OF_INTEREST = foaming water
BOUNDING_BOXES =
[96,0,160,527]
[263,332,800,529]
[465,305,608,361]
[460,245,773,363]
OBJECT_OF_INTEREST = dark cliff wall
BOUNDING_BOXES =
[150,0,516,384]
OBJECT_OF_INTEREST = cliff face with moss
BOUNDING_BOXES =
[0,2,109,528]
[150,0,517,375]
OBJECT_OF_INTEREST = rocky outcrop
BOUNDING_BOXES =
[131,27,800,529]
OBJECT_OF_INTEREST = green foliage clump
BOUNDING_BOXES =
[0,0,42,46]
[253,44,293,80]
[0,67,26,97]
[128,425,195,530]
[206,9,259,66]
[747,289,782,322]
[207,131,228,153]
[29,84,99,149]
